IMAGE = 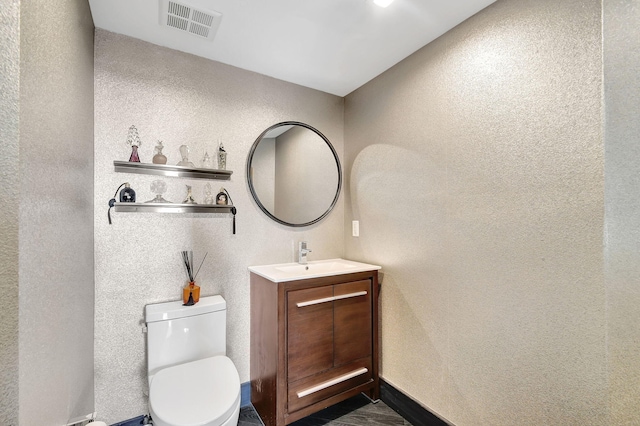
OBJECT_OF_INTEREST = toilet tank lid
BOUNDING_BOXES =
[146,295,226,323]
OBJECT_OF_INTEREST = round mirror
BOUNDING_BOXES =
[247,121,342,227]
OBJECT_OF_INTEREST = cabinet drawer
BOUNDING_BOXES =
[287,358,372,413]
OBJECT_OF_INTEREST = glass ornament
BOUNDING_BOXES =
[177,145,195,168]
[146,180,170,203]
[126,125,142,162]
[152,141,167,164]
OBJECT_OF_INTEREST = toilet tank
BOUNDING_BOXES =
[145,295,227,376]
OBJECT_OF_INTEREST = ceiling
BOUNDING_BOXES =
[88,0,496,96]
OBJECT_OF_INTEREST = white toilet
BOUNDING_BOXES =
[145,295,241,426]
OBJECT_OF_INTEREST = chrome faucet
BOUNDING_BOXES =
[298,241,312,265]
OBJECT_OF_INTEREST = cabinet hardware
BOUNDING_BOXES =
[296,291,367,308]
[296,367,369,398]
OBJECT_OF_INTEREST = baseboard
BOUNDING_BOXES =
[110,414,145,426]
[241,381,252,407]
[380,378,450,426]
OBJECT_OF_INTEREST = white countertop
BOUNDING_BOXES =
[248,258,381,283]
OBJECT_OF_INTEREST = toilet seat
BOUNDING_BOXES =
[149,355,240,426]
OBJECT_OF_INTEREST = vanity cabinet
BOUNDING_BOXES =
[250,270,379,426]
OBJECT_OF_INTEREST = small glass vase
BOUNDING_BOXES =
[217,142,227,170]
[177,144,195,168]
[129,145,140,162]
[126,125,142,162]
[201,151,213,169]
[203,183,214,204]
[183,282,200,306]
[152,141,167,164]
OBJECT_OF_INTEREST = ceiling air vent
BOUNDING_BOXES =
[159,0,222,41]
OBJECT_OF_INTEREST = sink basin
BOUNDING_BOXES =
[248,258,381,282]
[274,260,356,274]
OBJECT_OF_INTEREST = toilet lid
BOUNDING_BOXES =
[150,355,240,426]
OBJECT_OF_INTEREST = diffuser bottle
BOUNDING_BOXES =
[183,282,201,306]
[181,250,207,306]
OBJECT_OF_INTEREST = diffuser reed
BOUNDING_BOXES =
[181,251,207,306]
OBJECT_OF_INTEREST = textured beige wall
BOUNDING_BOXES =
[0,1,20,424]
[344,0,606,424]
[604,0,640,423]
[94,30,344,424]
[18,0,95,424]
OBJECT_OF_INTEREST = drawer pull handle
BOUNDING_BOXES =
[297,367,369,398]
[296,291,367,308]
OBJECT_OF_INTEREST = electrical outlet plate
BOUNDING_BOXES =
[352,220,360,237]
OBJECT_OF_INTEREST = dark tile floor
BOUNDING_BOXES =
[239,394,412,426]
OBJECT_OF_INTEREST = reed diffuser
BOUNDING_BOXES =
[181,251,207,306]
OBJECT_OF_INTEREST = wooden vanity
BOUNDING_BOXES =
[249,260,380,426]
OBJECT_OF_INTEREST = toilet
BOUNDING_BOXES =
[145,295,241,426]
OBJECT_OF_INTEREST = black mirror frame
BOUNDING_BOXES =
[246,121,342,227]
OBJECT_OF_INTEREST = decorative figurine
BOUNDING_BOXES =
[152,141,167,164]
[201,151,213,169]
[126,125,142,162]
[119,182,136,202]
[182,185,197,204]
[146,180,170,203]
[217,142,227,170]
[216,187,228,205]
[203,183,214,204]
[177,145,195,168]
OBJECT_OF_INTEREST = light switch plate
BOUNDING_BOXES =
[352,220,360,237]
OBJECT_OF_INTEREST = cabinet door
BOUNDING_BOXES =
[333,279,372,367]
[287,286,334,382]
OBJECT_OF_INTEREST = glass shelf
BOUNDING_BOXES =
[114,161,232,180]
[114,202,234,214]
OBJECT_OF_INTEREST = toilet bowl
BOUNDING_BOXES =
[145,296,240,426]
[149,356,240,426]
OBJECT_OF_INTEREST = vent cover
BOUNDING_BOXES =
[159,0,222,41]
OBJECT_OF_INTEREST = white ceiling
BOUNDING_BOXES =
[88,0,496,96]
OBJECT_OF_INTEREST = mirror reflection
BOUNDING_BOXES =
[247,122,341,227]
